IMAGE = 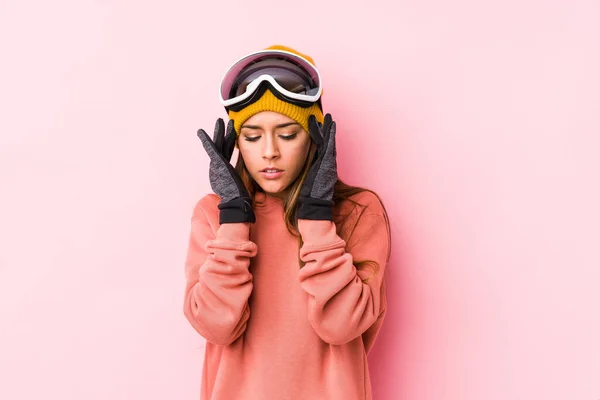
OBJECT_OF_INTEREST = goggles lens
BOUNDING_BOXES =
[229,59,318,98]
[219,50,322,108]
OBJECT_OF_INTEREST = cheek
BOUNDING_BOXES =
[300,139,312,160]
[238,143,253,161]
[288,140,311,172]
[237,146,258,172]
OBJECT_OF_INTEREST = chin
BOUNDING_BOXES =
[257,180,289,195]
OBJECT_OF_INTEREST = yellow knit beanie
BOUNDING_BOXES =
[227,45,325,136]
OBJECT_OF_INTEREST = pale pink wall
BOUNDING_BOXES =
[1,0,599,399]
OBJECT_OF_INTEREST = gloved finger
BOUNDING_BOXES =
[308,115,324,147]
[318,114,335,159]
[323,113,333,127]
[197,128,218,157]
[212,118,225,154]
[327,121,337,159]
[223,119,237,162]
[323,113,335,143]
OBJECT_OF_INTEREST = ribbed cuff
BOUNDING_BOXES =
[218,197,256,224]
[297,196,334,220]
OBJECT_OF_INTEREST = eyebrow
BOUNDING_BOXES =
[240,122,301,130]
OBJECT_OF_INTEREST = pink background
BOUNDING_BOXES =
[1,0,599,399]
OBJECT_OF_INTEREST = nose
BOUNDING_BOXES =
[262,134,280,160]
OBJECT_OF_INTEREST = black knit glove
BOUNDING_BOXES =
[197,118,256,224]
[297,113,338,221]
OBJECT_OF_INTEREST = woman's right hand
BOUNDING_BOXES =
[197,118,256,224]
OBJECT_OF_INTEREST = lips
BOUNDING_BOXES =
[260,167,283,172]
[260,168,284,180]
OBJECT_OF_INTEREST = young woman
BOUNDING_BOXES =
[183,45,392,400]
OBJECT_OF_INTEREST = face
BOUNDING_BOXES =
[238,111,312,197]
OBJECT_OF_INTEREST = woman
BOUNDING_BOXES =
[183,45,392,400]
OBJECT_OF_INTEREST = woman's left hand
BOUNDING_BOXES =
[297,113,338,221]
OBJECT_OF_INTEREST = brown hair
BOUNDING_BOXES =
[234,141,392,283]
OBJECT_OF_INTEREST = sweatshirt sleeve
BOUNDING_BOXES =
[183,200,258,346]
[298,209,389,348]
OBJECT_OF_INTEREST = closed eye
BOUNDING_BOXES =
[243,133,298,142]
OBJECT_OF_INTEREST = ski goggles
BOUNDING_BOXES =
[219,49,323,111]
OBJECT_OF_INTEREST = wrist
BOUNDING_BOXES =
[216,221,251,241]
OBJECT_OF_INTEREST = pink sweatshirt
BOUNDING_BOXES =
[183,190,390,400]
